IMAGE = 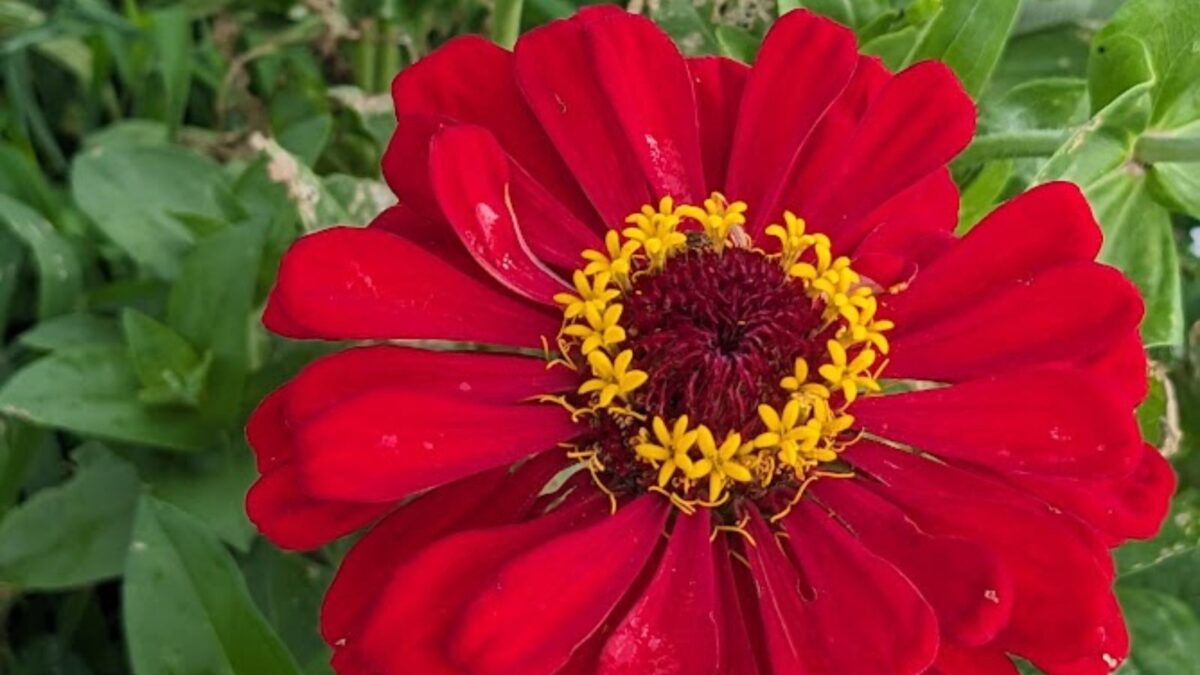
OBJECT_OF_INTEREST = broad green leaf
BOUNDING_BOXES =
[0,444,138,590]
[124,496,304,675]
[71,144,226,279]
[1149,157,1200,218]
[278,114,333,168]
[905,0,1022,97]
[0,346,215,452]
[129,443,257,552]
[166,222,268,423]
[861,25,920,71]
[248,134,354,232]
[0,193,82,318]
[652,0,718,55]
[0,227,20,331]
[328,87,395,150]
[149,8,192,131]
[122,309,210,408]
[1116,587,1200,675]
[1117,490,1200,612]
[1035,62,1183,346]
[1086,170,1183,347]
[0,419,45,516]
[1094,0,1200,127]
[18,313,122,352]
[321,175,395,227]
[957,160,1013,231]
[779,0,890,32]
[989,23,1093,96]
[242,542,334,674]
[715,24,759,63]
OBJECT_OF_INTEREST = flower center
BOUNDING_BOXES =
[547,194,893,519]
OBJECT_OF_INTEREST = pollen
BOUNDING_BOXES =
[545,192,893,517]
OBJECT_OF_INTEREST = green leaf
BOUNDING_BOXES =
[989,23,1093,97]
[1117,489,1200,611]
[0,346,216,452]
[166,222,268,423]
[715,24,759,63]
[861,25,921,71]
[957,160,1013,231]
[130,443,257,552]
[248,135,355,232]
[0,227,21,332]
[17,313,123,352]
[122,309,210,408]
[1116,587,1200,675]
[320,175,395,227]
[1094,0,1200,127]
[71,144,226,279]
[148,8,192,132]
[124,496,304,675]
[1086,170,1183,348]
[905,0,1022,97]
[0,444,138,590]
[328,87,395,150]
[278,115,333,168]
[652,0,718,56]
[779,0,890,32]
[242,542,334,673]
[0,193,82,319]
[0,419,46,516]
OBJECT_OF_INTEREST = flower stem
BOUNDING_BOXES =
[955,130,1070,166]
[492,0,525,49]
[1134,133,1200,165]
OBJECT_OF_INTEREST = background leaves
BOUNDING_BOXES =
[1,0,1199,673]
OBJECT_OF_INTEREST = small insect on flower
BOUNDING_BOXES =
[248,7,1173,675]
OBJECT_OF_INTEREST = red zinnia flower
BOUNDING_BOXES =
[247,7,1175,675]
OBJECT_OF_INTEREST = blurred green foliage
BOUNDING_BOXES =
[0,0,1199,673]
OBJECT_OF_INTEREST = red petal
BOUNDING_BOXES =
[813,479,1013,647]
[382,113,450,219]
[725,10,858,233]
[741,507,820,673]
[246,387,292,471]
[321,453,567,649]
[781,500,940,675]
[515,7,653,227]
[888,182,1104,327]
[355,493,606,674]
[713,535,764,674]
[245,462,389,550]
[598,510,722,674]
[1011,443,1175,543]
[583,10,706,202]
[391,35,595,226]
[429,125,570,304]
[1080,332,1148,408]
[265,226,558,347]
[888,263,1144,382]
[1039,593,1128,675]
[850,169,960,259]
[366,203,496,288]
[451,495,669,675]
[688,56,748,192]
[297,388,577,502]
[856,368,1141,480]
[776,55,892,241]
[284,345,575,425]
[803,61,975,238]
[850,444,1115,665]
[930,644,1018,675]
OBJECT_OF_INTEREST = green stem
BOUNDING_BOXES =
[1134,133,1200,164]
[491,0,525,49]
[955,130,1071,166]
